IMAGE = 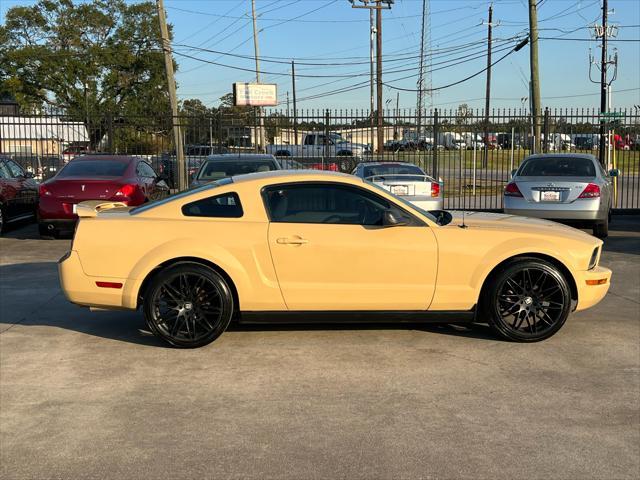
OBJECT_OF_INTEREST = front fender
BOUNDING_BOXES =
[469,237,578,295]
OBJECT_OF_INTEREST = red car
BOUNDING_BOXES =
[0,155,38,234]
[38,155,169,237]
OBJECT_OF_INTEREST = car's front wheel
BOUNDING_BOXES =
[482,258,572,342]
[143,263,234,348]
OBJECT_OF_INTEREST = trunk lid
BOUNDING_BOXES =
[514,176,595,204]
[46,178,124,201]
[373,175,434,197]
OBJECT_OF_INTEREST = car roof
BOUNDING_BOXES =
[357,162,419,167]
[230,169,359,185]
[71,155,135,163]
[524,153,597,161]
[205,154,276,161]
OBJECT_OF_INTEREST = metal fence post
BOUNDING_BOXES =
[543,107,550,153]
[324,109,330,169]
[107,113,114,153]
[433,108,439,180]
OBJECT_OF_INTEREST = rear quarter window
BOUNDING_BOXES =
[182,192,243,218]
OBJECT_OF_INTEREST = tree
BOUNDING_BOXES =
[0,0,170,147]
[455,103,473,127]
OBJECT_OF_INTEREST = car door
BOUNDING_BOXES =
[264,182,438,311]
[0,161,21,220]
[5,159,35,216]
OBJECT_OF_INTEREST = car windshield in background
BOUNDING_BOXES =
[198,160,277,180]
[58,160,128,177]
[518,157,596,177]
[363,165,426,181]
[130,178,233,215]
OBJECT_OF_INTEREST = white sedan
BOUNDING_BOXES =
[352,162,443,211]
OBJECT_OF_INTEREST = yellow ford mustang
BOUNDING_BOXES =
[59,171,611,348]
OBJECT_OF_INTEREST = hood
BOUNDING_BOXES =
[445,211,598,244]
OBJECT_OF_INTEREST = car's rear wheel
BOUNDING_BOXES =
[593,217,609,238]
[482,258,571,342]
[143,263,234,348]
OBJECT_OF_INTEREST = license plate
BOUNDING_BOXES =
[391,185,408,196]
[541,191,560,202]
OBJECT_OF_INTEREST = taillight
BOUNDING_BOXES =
[39,184,52,196]
[114,184,137,197]
[504,182,523,197]
[431,182,440,197]
[578,183,600,199]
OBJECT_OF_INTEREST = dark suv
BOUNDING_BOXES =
[0,155,39,234]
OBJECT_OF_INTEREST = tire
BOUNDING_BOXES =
[38,222,58,239]
[482,258,572,342]
[0,204,5,235]
[143,263,234,348]
[593,217,609,239]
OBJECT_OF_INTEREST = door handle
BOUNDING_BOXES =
[276,236,308,245]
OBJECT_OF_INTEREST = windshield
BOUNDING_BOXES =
[130,178,233,215]
[363,164,426,181]
[58,160,128,177]
[197,159,278,180]
[518,157,596,177]
[329,133,343,142]
[365,179,439,224]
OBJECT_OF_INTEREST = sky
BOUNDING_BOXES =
[2,0,639,112]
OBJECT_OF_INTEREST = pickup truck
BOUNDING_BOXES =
[266,132,370,159]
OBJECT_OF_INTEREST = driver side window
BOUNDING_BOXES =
[264,183,390,226]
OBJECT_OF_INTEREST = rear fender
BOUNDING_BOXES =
[122,238,251,310]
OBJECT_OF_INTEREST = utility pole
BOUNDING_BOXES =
[370,9,375,149]
[599,0,609,163]
[483,3,496,165]
[291,60,298,144]
[351,1,394,154]
[376,6,384,154]
[588,1,618,165]
[156,0,185,191]
[416,0,428,140]
[251,0,264,153]
[528,0,541,154]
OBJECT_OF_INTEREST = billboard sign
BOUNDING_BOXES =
[233,83,278,107]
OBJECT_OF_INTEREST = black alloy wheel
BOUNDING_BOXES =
[483,259,571,342]
[144,263,234,348]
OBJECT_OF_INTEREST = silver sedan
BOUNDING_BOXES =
[504,153,619,238]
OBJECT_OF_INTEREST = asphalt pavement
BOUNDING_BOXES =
[1,217,639,479]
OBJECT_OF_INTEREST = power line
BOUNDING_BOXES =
[174,36,516,68]
[383,40,526,93]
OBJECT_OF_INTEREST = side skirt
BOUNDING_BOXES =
[238,309,476,325]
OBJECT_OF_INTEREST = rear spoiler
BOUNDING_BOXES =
[73,200,129,218]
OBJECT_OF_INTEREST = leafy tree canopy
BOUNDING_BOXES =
[0,0,171,121]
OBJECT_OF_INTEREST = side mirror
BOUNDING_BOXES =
[609,169,620,177]
[383,209,408,227]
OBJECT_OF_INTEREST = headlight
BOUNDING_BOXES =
[588,247,599,270]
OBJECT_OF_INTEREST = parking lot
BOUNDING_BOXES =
[1,218,639,479]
